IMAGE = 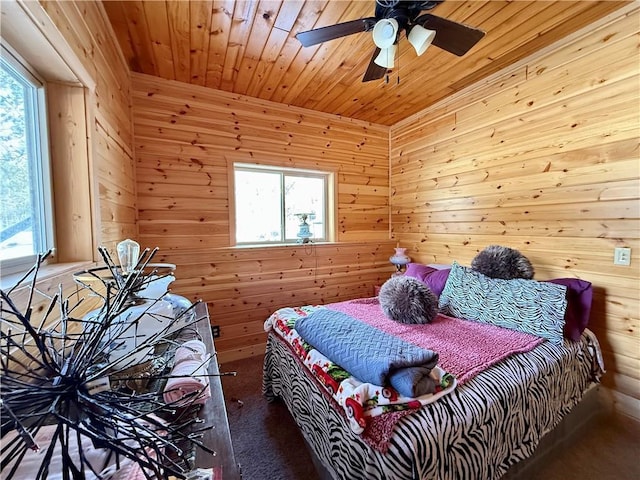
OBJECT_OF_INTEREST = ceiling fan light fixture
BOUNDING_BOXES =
[408,25,436,56]
[372,18,399,49]
[373,44,396,68]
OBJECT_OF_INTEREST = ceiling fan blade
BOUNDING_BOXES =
[296,17,377,47]
[415,13,485,56]
[362,47,388,82]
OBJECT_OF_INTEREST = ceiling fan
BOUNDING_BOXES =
[295,0,486,82]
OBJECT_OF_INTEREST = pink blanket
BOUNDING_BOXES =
[163,340,212,405]
[323,298,544,452]
[328,297,544,385]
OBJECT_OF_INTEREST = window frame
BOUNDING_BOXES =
[0,43,55,276]
[0,0,98,283]
[232,163,334,246]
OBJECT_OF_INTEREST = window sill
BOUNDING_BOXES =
[233,241,330,249]
[231,241,350,251]
[0,260,96,290]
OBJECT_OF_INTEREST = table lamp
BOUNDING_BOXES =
[390,246,411,275]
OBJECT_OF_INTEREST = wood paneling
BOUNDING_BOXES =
[0,1,134,347]
[390,5,640,408]
[131,72,392,361]
[6,0,634,418]
[47,82,94,262]
[150,242,396,363]
[131,73,389,248]
[41,0,137,253]
[102,0,631,126]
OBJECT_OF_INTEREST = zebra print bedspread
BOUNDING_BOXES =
[263,329,602,480]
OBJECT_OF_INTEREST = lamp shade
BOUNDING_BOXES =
[408,25,436,56]
[390,247,411,274]
[372,18,399,49]
[374,44,397,68]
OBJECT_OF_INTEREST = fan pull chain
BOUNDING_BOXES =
[397,38,401,85]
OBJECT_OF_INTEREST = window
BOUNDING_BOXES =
[233,164,332,244]
[0,1,97,280]
[0,45,54,275]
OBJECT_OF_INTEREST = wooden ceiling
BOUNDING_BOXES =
[102,0,629,126]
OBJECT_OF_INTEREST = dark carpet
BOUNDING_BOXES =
[221,354,640,480]
[527,411,640,480]
[220,355,321,480]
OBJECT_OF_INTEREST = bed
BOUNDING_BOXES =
[262,261,604,480]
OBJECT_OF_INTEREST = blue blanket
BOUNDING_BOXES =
[295,308,439,398]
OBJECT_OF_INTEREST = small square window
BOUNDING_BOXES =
[233,164,332,245]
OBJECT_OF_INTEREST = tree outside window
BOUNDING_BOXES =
[0,48,53,273]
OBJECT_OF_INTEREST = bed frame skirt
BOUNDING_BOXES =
[303,384,604,480]
[501,383,604,478]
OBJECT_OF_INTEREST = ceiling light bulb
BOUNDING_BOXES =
[381,24,394,39]
[372,18,399,49]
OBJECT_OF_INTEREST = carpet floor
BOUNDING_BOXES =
[220,355,320,480]
[220,354,640,480]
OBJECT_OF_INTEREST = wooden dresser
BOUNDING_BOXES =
[194,302,242,479]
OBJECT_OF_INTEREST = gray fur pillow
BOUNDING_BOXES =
[378,275,438,324]
[471,245,535,280]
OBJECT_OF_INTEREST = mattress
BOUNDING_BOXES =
[263,319,603,480]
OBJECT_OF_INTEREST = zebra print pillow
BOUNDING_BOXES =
[439,262,567,345]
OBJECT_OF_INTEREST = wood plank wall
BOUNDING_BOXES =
[41,0,137,252]
[3,1,137,318]
[23,0,636,416]
[131,73,394,361]
[390,5,639,414]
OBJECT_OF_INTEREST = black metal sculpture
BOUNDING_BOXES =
[1,247,216,479]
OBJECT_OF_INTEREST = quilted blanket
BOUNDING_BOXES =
[295,308,439,398]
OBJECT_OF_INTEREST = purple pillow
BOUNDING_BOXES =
[546,278,593,341]
[404,263,437,283]
[423,268,451,297]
